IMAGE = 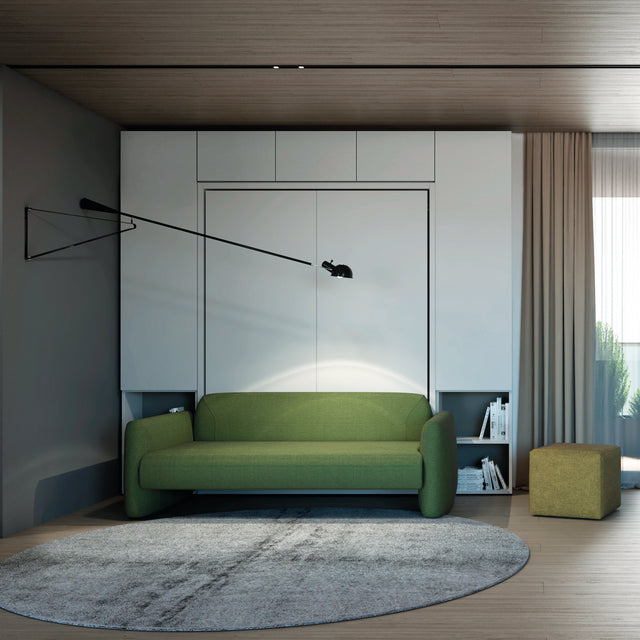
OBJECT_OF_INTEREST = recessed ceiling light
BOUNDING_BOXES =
[273,65,280,69]
[298,65,305,69]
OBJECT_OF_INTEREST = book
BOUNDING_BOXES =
[478,406,490,438]
[504,402,511,440]
[490,397,502,440]
[457,466,485,491]
[497,404,506,440]
[481,457,493,491]
[494,462,508,490]
[489,459,499,490]
[485,397,509,441]
[478,456,508,491]
[489,402,496,440]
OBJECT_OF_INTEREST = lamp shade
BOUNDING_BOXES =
[321,260,353,278]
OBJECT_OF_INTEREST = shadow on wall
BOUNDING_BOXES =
[33,459,120,524]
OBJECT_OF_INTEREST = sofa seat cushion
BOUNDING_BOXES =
[139,441,422,490]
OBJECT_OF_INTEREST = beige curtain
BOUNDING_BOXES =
[517,132,596,486]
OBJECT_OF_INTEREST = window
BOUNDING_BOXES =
[593,134,640,486]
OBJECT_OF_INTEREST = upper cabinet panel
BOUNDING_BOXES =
[357,131,435,182]
[197,131,275,182]
[121,131,197,391]
[433,131,512,391]
[122,130,197,230]
[276,131,356,181]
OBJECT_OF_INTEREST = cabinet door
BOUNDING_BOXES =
[276,131,356,181]
[121,131,197,391]
[197,131,275,182]
[205,190,316,392]
[317,190,428,392]
[434,131,512,390]
[357,131,435,181]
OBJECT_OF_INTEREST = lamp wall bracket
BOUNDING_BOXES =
[24,206,136,261]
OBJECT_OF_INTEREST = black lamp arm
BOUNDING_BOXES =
[80,198,312,266]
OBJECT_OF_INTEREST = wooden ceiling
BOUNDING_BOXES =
[2,0,640,131]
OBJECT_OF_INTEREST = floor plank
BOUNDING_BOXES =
[0,491,638,640]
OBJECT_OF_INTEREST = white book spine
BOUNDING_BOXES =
[479,406,490,439]
[494,462,508,491]
[498,405,506,440]
[491,397,503,440]
[481,457,492,491]
[489,402,496,439]
[489,460,499,490]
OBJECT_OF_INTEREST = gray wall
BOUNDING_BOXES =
[0,66,121,536]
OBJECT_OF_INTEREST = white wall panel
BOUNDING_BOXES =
[316,190,428,392]
[121,131,197,391]
[205,190,316,392]
[434,131,512,390]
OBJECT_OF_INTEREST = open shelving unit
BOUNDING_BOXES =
[437,391,513,494]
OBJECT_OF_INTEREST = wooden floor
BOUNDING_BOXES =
[0,491,638,640]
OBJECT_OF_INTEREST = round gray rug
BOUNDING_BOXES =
[0,508,529,631]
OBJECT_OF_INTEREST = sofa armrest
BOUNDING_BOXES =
[124,411,194,518]
[418,410,459,517]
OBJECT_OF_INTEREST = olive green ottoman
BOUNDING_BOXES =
[529,443,621,519]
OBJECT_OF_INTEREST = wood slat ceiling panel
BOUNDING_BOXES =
[4,1,640,129]
[18,68,640,131]
[2,0,640,65]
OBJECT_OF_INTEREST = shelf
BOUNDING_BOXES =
[457,489,511,495]
[439,390,514,495]
[457,438,510,445]
[439,390,510,438]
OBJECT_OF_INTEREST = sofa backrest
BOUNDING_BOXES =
[194,392,432,442]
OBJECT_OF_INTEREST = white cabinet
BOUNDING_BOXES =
[204,190,317,392]
[198,131,275,182]
[198,130,434,184]
[316,190,428,392]
[357,131,435,181]
[120,131,197,391]
[433,131,512,391]
[275,131,356,181]
[119,130,516,426]
[203,188,428,394]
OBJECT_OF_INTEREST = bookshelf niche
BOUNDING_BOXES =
[437,391,513,494]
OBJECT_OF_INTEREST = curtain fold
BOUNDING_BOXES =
[517,132,595,486]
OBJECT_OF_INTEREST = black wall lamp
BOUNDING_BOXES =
[25,197,352,279]
[80,199,352,278]
[321,260,353,279]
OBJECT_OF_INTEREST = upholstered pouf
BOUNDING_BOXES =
[529,443,621,519]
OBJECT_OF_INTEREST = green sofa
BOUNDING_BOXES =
[124,392,458,518]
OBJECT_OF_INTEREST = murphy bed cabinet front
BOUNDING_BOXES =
[119,130,516,494]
